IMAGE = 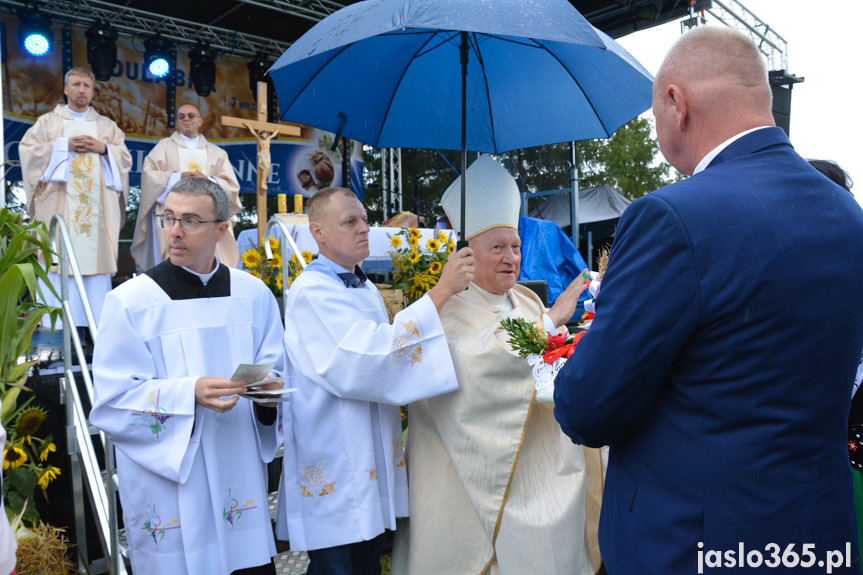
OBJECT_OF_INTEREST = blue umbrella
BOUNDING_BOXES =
[268,0,653,243]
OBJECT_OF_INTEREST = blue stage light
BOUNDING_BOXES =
[148,57,170,78]
[23,32,50,56]
[144,35,173,79]
[18,12,53,57]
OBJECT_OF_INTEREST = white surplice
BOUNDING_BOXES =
[90,263,284,575]
[276,257,459,551]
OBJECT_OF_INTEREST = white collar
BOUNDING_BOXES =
[181,255,220,285]
[180,133,200,148]
[65,105,90,121]
[693,126,771,175]
[472,282,513,312]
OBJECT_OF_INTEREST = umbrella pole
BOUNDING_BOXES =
[457,31,469,251]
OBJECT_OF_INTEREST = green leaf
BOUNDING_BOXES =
[5,490,39,525]
[7,466,37,496]
[1,387,22,422]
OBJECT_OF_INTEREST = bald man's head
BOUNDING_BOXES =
[177,104,203,138]
[652,26,775,174]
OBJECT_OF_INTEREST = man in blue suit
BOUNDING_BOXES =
[554,26,863,574]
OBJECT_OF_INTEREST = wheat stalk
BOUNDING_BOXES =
[596,247,610,281]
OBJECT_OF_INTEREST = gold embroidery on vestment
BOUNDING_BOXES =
[393,437,406,467]
[319,480,336,496]
[300,459,336,498]
[392,322,423,367]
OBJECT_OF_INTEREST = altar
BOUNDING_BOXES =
[236,223,455,274]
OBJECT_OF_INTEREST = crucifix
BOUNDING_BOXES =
[221,81,301,242]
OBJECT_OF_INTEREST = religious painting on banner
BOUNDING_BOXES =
[0,15,364,199]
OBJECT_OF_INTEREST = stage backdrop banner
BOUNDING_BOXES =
[1,16,362,198]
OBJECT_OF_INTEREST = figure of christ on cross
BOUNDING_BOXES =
[220,81,300,242]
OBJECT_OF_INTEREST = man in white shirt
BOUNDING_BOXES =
[19,67,131,328]
[276,187,474,574]
[132,104,242,270]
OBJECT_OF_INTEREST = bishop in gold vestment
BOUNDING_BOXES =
[393,156,603,574]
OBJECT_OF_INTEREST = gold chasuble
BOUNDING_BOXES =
[133,132,242,270]
[393,283,603,575]
[19,104,131,276]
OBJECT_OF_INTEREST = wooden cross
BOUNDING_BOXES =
[221,81,301,242]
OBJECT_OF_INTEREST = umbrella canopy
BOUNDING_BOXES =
[268,0,654,154]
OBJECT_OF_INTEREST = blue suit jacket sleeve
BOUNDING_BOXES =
[554,193,701,447]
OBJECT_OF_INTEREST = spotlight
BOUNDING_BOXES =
[86,21,118,82]
[247,54,273,95]
[18,10,53,57]
[189,44,216,97]
[144,35,173,79]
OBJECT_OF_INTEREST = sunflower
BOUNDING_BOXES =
[290,254,299,265]
[3,445,27,470]
[408,250,420,264]
[408,227,421,238]
[39,441,56,462]
[276,276,284,292]
[426,239,440,251]
[242,249,261,269]
[302,250,314,264]
[407,236,419,248]
[429,261,443,274]
[15,406,46,440]
[248,269,261,279]
[38,466,62,490]
[268,236,279,250]
[437,231,449,243]
[447,245,454,255]
[390,235,402,248]
[271,253,282,269]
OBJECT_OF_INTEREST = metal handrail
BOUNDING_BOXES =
[48,214,126,575]
[263,217,307,301]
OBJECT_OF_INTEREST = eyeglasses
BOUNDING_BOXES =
[177,113,199,120]
[157,214,224,231]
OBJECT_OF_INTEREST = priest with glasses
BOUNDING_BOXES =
[92,177,285,575]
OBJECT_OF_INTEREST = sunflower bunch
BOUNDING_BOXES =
[241,236,313,298]
[2,403,61,524]
[389,227,455,303]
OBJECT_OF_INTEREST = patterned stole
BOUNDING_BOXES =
[62,118,102,275]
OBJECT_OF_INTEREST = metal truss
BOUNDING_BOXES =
[236,0,348,24]
[381,147,402,221]
[706,0,788,71]
[0,0,290,58]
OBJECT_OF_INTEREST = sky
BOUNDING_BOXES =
[615,0,863,203]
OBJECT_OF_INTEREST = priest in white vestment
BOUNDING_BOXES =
[132,103,243,271]
[91,178,285,575]
[276,187,475,574]
[392,156,605,575]
[19,67,132,328]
